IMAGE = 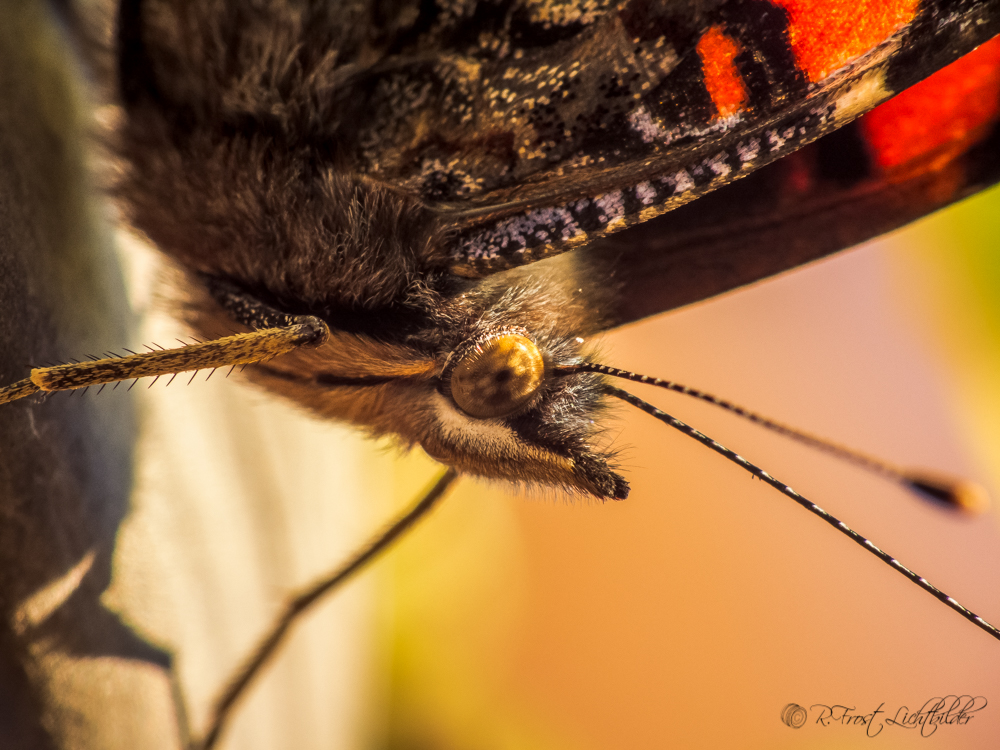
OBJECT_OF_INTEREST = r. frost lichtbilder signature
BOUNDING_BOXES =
[808,695,987,738]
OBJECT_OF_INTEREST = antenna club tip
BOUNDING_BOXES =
[951,480,991,516]
[904,471,991,515]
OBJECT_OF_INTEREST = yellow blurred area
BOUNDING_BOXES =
[894,186,1000,499]
[376,185,1000,750]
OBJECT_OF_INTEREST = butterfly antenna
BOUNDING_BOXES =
[555,363,988,514]
[584,377,1000,644]
[191,467,459,750]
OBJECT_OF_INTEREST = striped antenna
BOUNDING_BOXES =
[550,363,1000,644]
[554,363,988,514]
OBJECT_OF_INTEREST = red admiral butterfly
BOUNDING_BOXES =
[1,0,999,746]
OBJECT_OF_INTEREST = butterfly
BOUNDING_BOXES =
[2,0,1000,747]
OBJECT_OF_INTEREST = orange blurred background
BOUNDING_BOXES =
[374,184,1000,750]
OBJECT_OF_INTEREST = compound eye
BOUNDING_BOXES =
[450,333,545,419]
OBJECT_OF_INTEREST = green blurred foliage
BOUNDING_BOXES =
[924,183,1000,343]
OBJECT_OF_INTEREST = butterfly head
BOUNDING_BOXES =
[187,241,629,501]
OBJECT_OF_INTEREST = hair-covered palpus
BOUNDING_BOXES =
[3,0,1000,747]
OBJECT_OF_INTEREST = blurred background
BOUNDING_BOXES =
[8,3,999,748]
[370,183,1000,750]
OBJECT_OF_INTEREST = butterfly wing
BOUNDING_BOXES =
[313,0,1000,277]
[117,0,1000,290]
[595,36,1000,329]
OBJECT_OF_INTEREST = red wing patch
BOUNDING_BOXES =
[696,26,749,119]
[862,35,1000,172]
[772,0,921,81]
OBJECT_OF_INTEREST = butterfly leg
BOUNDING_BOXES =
[193,467,459,750]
